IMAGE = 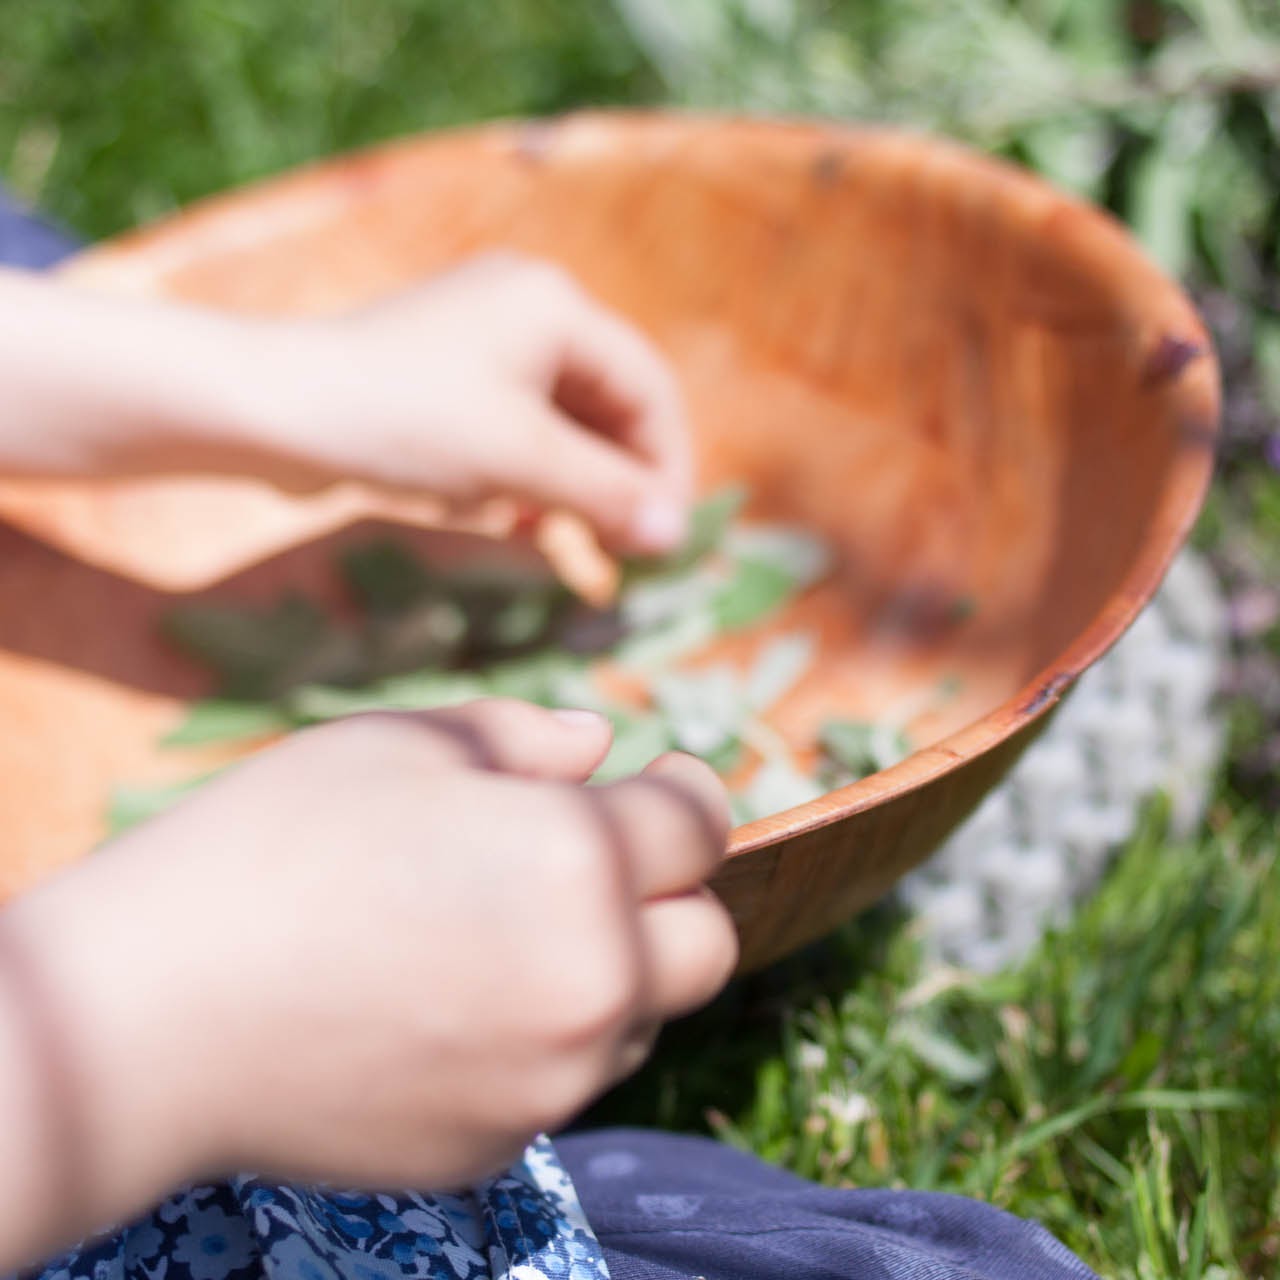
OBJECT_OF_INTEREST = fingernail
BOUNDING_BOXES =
[552,707,608,730]
[631,499,687,553]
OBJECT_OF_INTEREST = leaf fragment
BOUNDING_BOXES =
[162,699,292,748]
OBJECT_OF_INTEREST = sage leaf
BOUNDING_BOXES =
[107,774,216,836]
[745,633,815,712]
[287,669,488,721]
[652,665,747,757]
[340,539,434,614]
[612,608,717,670]
[620,564,727,630]
[162,595,351,699]
[594,714,674,781]
[713,557,796,630]
[723,525,832,589]
[626,484,746,580]
[731,759,825,823]
[820,718,912,778]
[162,699,293,748]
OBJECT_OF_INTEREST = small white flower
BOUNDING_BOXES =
[796,1040,828,1072]
[816,1088,873,1127]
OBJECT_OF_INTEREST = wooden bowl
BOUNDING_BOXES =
[0,114,1217,971]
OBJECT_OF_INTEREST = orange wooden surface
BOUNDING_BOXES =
[0,114,1218,970]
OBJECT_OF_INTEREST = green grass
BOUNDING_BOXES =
[0,0,655,239]
[589,800,1280,1277]
[3,3,1279,1276]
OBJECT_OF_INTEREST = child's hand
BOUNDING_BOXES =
[0,701,734,1262]
[0,254,692,557]
[247,253,693,555]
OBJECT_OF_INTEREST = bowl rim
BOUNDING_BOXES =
[52,110,1222,855]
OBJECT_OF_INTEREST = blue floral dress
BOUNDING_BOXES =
[28,1138,610,1280]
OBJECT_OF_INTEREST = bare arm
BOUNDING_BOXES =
[0,266,277,480]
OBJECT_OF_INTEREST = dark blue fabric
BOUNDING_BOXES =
[0,187,79,267]
[558,1129,1099,1280]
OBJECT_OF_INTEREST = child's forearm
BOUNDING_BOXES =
[0,907,123,1274]
[0,864,222,1276]
[0,267,290,483]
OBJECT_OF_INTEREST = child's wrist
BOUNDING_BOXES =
[0,925,67,1271]
[182,313,352,491]
[121,306,326,487]
[0,863,228,1252]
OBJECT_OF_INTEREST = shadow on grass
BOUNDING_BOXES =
[573,898,910,1135]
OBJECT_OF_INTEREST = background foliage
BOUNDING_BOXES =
[1,2,1278,1275]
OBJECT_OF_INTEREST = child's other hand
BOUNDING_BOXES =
[252,253,693,556]
[1,702,734,1233]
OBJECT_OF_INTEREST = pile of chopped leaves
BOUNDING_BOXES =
[110,488,915,834]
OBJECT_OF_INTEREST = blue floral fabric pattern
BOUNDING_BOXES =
[24,1138,611,1280]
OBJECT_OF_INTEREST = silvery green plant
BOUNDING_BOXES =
[111,489,924,832]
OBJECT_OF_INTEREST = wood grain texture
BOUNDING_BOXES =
[0,114,1218,971]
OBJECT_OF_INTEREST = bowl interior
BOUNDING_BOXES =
[0,116,1217,933]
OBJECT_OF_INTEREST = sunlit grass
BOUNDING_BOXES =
[597,802,1280,1278]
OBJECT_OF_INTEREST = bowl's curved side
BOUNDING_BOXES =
[718,712,1051,970]
[723,122,1219,845]
[709,122,1218,964]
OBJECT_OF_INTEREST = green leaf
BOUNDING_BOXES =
[612,608,717,670]
[162,594,351,699]
[106,774,216,836]
[364,599,468,676]
[1186,1174,1211,1280]
[593,713,675,781]
[1117,1028,1165,1088]
[675,483,749,567]
[820,719,883,778]
[620,564,726,630]
[626,484,747,580]
[745,633,815,712]
[459,577,572,658]
[286,669,489,721]
[339,539,434,614]
[1128,109,1209,280]
[487,591,558,649]
[161,698,293,747]
[892,1018,991,1085]
[1020,117,1108,201]
[731,759,825,823]
[702,737,745,775]
[485,651,588,704]
[1253,315,1280,417]
[713,557,796,630]
[723,524,831,589]
[653,665,748,757]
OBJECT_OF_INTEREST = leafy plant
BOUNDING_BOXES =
[114,492,913,829]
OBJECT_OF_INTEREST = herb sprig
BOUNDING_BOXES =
[111,491,927,833]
